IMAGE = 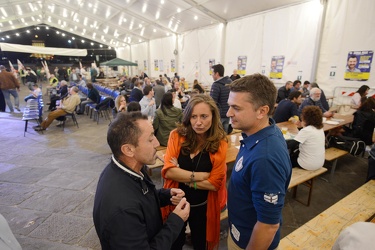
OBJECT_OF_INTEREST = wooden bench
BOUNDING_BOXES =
[279,180,375,250]
[325,147,348,181]
[288,167,328,206]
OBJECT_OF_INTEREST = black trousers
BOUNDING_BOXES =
[171,203,207,250]
[367,156,375,182]
[0,90,5,112]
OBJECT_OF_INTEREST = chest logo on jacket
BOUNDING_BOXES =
[235,156,244,172]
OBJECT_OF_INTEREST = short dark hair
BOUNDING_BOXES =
[127,101,141,112]
[107,112,147,158]
[86,82,93,89]
[229,74,277,115]
[212,64,224,77]
[303,80,310,85]
[301,106,323,129]
[143,85,153,95]
[348,55,358,60]
[293,80,301,86]
[288,91,302,100]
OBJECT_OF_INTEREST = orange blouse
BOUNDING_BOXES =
[161,129,228,250]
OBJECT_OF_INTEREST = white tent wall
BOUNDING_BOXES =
[177,24,224,87]
[316,0,375,97]
[225,0,322,88]
[225,15,264,81]
[149,35,176,78]
[130,42,149,76]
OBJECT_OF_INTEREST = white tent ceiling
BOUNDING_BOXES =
[0,0,309,47]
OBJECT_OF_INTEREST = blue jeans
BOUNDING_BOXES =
[24,94,37,102]
[2,89,19,112]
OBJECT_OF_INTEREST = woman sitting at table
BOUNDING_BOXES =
[112,95,127,118]
[161,94,227,250]
[350,97,375,145]
[287,106,325,170]
[351,85,370,109]
[152,92,182,146]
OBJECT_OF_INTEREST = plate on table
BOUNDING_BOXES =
[325,120,340,125]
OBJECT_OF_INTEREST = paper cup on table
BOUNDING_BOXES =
[323,117,327,123]
[281,127,288,134]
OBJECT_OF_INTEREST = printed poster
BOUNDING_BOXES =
[154,60,159,71]
[344,50,373,81]
[237,56,247,75]
[171,59,175,72]
[269,56,285,79]
[135,60,138,71]
[209,59,215,75]
[159,60,164,72]
[143,60,147,71]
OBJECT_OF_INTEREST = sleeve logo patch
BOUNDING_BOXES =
[264,193,279,204]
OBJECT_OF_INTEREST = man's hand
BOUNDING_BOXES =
[172,197,190,222]
[149,99,155,106]
[170,188,185,205]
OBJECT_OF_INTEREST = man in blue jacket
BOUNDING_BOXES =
[210,64,232,133]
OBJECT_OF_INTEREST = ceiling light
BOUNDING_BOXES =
[28,3,35,12]
[91,42,94,45]
[35,35,38,38]
[139,39,142,42]
[155,11,160,20]
[72,37,75,40]
[62,33,65,36]
[68,40,71,43]
[177,8,181,13]
[26,30,30,33]
[194,16,198,20]
[81,40,85,43]
[46,26,49,29]
[0,7,8,17]
[6,35,10,38]
[100,44,103,47]
[166,32,169,36]
[161,0,165,4]
[9,20,13,25]
[56,31,60,34]
[153,29,156,32]
[142,4,147,13]
[88,3,92,8]
[139,24,142,28]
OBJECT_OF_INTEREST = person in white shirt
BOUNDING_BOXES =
[139,85,156,118]
[287,106,325,170]
[24,83,41,102]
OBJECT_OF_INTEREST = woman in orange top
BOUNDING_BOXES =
[161,94,228,250]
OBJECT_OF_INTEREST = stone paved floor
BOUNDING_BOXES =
[0,83,370,249]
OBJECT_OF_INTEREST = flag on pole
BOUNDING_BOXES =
[79,61,83,70]
[8,60,17,79]
[17,59,24,71]
[41,61,51,79]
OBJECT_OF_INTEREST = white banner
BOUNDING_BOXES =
[0,42,87,56]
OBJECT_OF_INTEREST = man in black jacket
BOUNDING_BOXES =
[276,81,293,103]
[210,64,232,133]
[93,112,190,249]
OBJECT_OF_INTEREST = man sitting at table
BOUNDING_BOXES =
[276,81,293,103]
[298,87,333,118]
[273,91,302,123]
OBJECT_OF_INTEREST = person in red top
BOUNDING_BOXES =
[161,94,228,250]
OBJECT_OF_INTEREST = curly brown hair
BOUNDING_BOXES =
[176,94,227,155]
[301,106,323,129]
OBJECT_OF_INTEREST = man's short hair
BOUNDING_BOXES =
[71,86,79,93]
[348,55,358,60]
[212,64,224,77]
[288,91,302,100]
[285,81,293,87]
[107,112,147,158]
[229,74,276,114]
[143,85,153,95]
[310,82,319,88]
[303,80,310,86]
[293,80,301,86]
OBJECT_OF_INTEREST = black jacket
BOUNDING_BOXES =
[352,110,375,145]
[93,159,184,250]
[210,76,232,118]
[129,88,143,102]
